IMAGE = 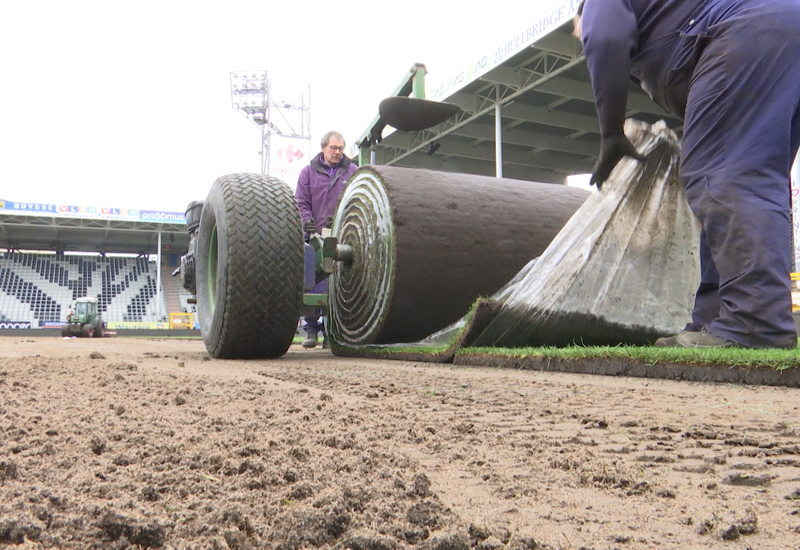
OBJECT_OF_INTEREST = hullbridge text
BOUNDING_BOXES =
[429,0,580,101]
[494,0,580,64]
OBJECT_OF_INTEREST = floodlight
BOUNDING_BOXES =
[229,71,311,176]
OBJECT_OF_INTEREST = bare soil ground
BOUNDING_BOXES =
[1,336,799,550]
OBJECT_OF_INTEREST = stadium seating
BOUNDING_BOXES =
[0,252,170,326]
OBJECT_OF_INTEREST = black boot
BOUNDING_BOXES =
[302,330,319,349]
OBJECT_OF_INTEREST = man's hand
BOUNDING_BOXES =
[590,134,646,189]
[303,218,316,234]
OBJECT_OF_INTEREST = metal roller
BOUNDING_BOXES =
[328,165,590,346]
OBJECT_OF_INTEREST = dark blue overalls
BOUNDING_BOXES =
[582,0,800,348]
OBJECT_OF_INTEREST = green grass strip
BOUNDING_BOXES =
[328,343,454,356]
[459,345,800,371]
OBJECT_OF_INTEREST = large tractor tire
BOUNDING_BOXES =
[195,173,304,359]
[81,324,94,338]
[61,325,71,337]
[93,320,105,338]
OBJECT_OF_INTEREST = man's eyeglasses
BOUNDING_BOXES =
[327,145,345,152]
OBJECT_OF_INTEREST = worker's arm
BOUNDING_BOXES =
[294,166,314,223]
[582,0,643,187]
[582,0,638,137]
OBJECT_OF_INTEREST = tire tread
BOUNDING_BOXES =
[200,173,304,359]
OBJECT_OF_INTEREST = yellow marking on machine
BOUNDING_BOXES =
[791,272,800,313]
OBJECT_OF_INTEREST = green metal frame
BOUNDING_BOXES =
[303,293,327,308]
[302,230,343,314]
[356,63,428,166]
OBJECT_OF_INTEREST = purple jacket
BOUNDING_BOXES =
[295,152,358,233]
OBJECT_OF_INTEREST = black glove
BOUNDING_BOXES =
[303,218,316,234]
[590,134,646,189]
[325,216,334,229]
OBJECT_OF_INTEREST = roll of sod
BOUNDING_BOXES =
[328,166,590,346]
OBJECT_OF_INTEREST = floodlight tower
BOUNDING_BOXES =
[230,71,311,176]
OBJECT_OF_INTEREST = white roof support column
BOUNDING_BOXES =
[495,91,503,178]
[157,231,162,322]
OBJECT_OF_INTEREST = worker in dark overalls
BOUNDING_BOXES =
[577,0,800,348]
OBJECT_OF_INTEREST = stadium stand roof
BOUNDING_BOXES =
[356,0,683,183]
[0,203,188,256]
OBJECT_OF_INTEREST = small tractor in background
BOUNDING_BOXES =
[61,296,106,338]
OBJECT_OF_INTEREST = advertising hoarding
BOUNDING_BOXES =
[269,135,311,191]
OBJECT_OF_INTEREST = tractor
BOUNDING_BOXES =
[61,297,106,338]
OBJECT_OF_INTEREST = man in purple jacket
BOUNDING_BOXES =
[295,130,358,348]
[577,0,800,349]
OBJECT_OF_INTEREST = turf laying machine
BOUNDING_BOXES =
[175,168,591,359]
[174,160,592,360]
[175,66,596,360]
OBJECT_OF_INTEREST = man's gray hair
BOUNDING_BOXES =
[321,131,345,148]
[573,0,585,39]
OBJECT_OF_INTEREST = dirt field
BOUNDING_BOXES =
[1,336,799,549]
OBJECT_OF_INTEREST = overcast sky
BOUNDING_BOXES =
[1,0,548,213]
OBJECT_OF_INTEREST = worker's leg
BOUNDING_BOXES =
[680,5,800,348]
[302,315,322,348]
[685,231,720,331]
[302,278,329,348]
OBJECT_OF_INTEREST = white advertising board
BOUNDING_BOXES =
[269,135,311,191]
